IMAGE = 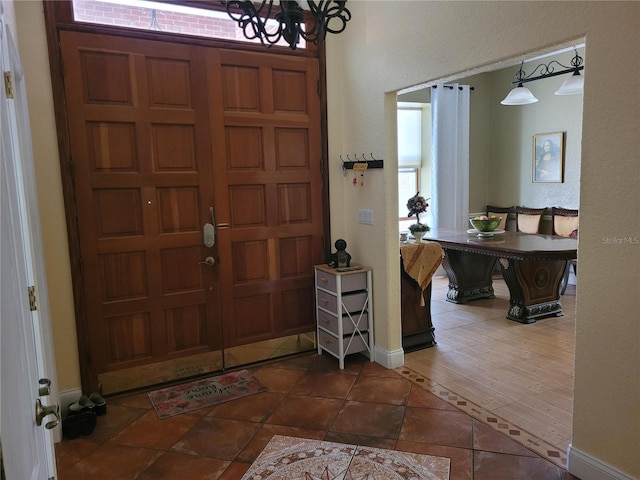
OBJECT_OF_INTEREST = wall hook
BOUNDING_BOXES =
[340,153,385,171]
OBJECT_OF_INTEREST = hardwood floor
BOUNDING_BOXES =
[404,274,576,457]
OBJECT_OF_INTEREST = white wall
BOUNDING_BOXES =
[325,1,639,478]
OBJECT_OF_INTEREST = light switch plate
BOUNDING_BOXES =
[358,209,373,225]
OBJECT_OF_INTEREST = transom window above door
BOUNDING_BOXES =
[71,0,302,48]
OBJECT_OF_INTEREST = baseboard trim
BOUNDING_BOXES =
[567,444,635,480]
[373,346,404,369]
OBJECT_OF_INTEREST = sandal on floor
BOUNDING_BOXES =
[67,395,95,415]
[89,393,107,416]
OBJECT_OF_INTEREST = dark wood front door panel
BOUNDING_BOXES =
[60,32,221,375]
[59,32,325,390]
[207,49,325,349]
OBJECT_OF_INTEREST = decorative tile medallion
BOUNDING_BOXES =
[241,435,450,480]
[396,367,568,468]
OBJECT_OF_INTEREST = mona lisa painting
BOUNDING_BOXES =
[533,132,565,183]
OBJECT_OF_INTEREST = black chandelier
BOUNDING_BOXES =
[501,49,585,105]
[221,1,351,50]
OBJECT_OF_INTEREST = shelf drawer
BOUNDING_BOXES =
[318,330,369,357]
[317,290,368,315]
[317,309,368,336]
[315,270,367,294]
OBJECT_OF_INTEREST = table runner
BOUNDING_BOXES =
[401,241,444,306]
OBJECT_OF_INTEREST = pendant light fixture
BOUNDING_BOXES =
[501,48,584,105]
[221,0,351,50]
[554,70,584,96]
[501,63,539,105]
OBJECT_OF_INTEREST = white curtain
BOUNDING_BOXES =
[430,83,470,230]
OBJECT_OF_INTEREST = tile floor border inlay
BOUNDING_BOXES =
[241,434,451,480]
[395,366,568,469]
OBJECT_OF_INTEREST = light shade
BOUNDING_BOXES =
[501,85,539,105]
[555,71,584,95]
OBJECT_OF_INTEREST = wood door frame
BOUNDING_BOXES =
[43,0,331,393]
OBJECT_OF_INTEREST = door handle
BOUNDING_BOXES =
[35,398,60,429]
[199,256,216,266]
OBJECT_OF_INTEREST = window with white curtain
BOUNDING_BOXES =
[398,168,419,218]
[398,107,423,168]
[398,103,430,224]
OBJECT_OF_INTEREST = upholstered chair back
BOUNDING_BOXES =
[515,207,545,234]
[486,205,513,231]
[552,207,579,237]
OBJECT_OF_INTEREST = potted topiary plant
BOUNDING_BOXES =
[407,193,430,242]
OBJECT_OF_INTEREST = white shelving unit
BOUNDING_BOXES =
[314,264,374,369]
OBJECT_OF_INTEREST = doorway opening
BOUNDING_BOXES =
[395,42,584,456]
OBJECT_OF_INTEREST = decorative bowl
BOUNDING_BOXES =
[469,216,502,232]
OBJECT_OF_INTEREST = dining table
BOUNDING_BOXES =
[421,228,578,324]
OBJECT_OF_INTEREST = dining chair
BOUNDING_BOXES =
[486,205,513,231]
[515,206,545,234]
[552,207,579,294]
[485,205,514,275]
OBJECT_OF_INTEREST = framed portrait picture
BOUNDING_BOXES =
[533,132,565,183]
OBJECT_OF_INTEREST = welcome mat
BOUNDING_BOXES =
[148,369,267,419]
[242,435,450,480]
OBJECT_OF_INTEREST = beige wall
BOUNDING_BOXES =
[325,1,638,477]
[399,54,584,221]
[9,0,639,477]
[12,0,81,391]
[490,50,583,210]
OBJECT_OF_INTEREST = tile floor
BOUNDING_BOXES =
[55,352,579,479]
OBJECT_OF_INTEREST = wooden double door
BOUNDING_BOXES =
[60,32,325,393]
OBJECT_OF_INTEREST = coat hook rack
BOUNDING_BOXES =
[341,153,384,174]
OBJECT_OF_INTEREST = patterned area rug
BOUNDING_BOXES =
[148,369,267,419]
[241,435,450,480]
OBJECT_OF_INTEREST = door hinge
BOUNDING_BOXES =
[28,285,37,311]
[4,71,15,99]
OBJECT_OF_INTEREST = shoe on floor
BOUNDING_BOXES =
[79,411,97,436]
[89,393,107,416]
[62,411,97,439]
[67,395,95,415]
